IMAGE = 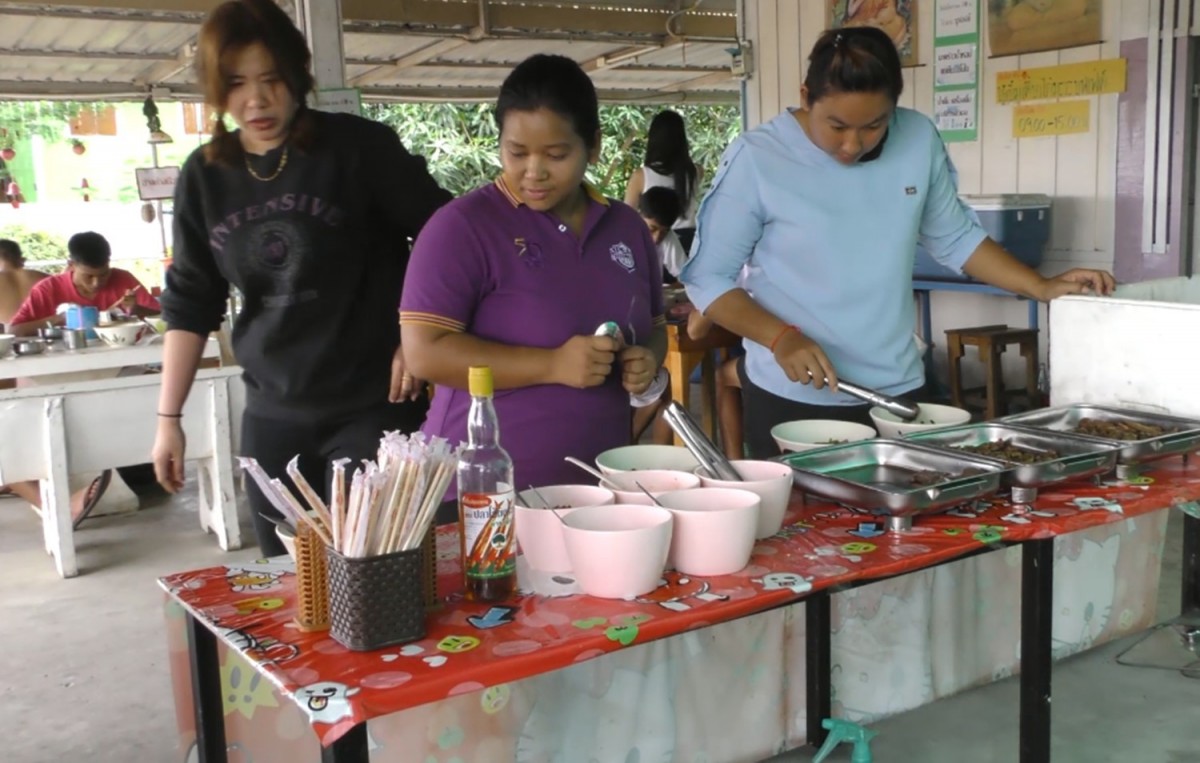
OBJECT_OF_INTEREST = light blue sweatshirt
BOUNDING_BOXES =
[681,107,987,405]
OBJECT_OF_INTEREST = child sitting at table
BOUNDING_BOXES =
[638,187,688,285]
[7,231,160,337]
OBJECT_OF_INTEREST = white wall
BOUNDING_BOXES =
[737,0,1182,392]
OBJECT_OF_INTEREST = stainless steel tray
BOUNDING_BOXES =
[905,422,1119,490]
[775,439,1006,517]
[998,404,1200,466]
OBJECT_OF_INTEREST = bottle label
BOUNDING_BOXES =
[461,490,516,580]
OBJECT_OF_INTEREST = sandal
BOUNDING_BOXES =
[73,469,113,530]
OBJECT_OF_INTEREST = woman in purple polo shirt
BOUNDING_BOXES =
[400,54,667,492]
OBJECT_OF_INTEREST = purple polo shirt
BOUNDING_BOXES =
[400,180,665,490]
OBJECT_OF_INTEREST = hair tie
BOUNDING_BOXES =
[833,31,844,49]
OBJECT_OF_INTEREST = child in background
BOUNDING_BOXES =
[638,187,688,284]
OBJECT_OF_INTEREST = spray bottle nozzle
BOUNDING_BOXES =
[812,718,877,763]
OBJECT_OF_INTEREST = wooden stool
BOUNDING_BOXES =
[945,325,1040,420]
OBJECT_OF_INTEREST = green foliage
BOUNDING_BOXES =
[363,102,742,200]
[0,224,68,272]
[0,102,89,144]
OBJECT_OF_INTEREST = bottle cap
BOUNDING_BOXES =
[468,366,494,397]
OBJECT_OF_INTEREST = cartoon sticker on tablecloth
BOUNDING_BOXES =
[972,525,1007,544]
[1000,505,1058,525]
[224,563,286,593]
[296,681,359,724]
[437,635,481,654]
[634,573,730,612]
[381,643,426,661]
[1072,496,1124,515]
[805,544,868,565]
[752,571,813,594]
[572,613,653,646]
[221,650,279,719]
[215,624,301,664]
[466,605,518,630]
[772,521,813,540]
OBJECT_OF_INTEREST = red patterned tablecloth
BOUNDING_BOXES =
[159,456,1200,746]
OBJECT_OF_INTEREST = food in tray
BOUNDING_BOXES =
[908,470,948,486]
[822,439,848,444]
[956,439,1058,463]
[1073,417,1176,440]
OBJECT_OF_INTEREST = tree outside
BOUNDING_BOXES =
[364,103,742,200]
[0,223,68,272]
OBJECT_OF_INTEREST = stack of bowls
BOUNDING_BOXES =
[561,504,674,598]
[694,459,794,538]
[656,487,760,576]
[514,485,615,574]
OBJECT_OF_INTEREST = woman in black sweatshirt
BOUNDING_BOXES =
[153,0,451,556]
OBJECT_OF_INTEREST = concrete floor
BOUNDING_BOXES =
[0,480,1196,763]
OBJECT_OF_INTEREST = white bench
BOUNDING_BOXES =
[0,367,245,577]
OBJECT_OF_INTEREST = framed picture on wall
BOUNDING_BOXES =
[987,0,1102,57]
[826,0,920,68]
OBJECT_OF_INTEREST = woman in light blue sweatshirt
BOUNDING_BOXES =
[680,27,1114,458]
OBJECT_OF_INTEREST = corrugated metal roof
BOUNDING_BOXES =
[0,0,740,103]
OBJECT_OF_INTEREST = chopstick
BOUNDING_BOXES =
[245,433,460,560]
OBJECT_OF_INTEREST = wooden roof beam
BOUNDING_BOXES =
[348,38,471,87]
[658,69,732,93]
[342,0,735,40]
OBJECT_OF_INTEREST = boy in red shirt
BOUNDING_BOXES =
[8,231,160,336]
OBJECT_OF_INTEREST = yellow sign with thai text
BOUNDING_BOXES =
[997,58,1126,104]
[1012,100,1091,138]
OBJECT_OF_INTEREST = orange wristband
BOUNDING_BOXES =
[769,325,798,353]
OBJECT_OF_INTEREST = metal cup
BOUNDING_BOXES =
[63,328,88,350]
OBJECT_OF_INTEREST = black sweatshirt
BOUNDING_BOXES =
[162,110,452,421]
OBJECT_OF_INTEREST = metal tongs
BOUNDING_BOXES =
[808,372,922,422]
[663,401,742,481]
[838,379,921,422]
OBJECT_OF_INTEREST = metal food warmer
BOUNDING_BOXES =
[999,404,1200,479]
[776,439,1009,532]
[905,422,1120,503]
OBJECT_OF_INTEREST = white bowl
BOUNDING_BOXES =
[771,419,877,453]
[695,459,794,538]
[276,526,297,561]
[595,444,700,476]
[601,469,701,505]
[0,333,13,356]
[562,504,673,599]
[869,403,972,439]
[515,485,615,573]
[93,321,147,347]
[656,487,760,576]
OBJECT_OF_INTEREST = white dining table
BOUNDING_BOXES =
[0,337,220,382]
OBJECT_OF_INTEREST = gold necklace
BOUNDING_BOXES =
[245,147,288,182]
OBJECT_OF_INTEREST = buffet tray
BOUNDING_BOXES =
[776,439,1007,518]
[905,423,1119,497]
[998,404,1200,466]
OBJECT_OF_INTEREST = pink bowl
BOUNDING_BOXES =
[656,488,760,576]
[515,485,615,573]
[601,469,701,505]
[562,504,673,599]
[696,459,794,538]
